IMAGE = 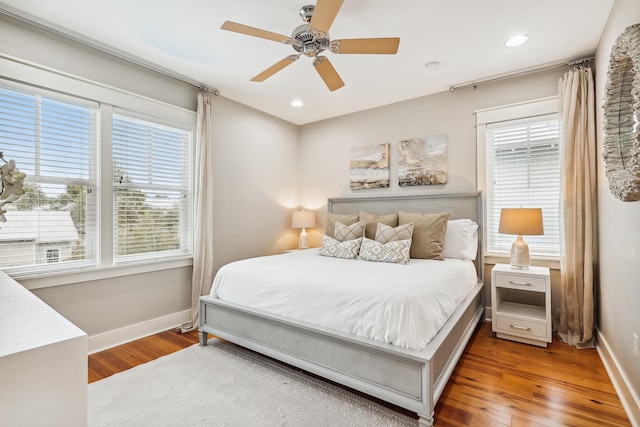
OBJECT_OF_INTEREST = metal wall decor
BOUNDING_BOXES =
[602,23,640,202]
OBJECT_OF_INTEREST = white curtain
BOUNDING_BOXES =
[182,89,216,332]
[557,66,597,348]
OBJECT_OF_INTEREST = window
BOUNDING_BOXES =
[477,98,561,259]
[0,73,194,277]
[112,112,192,263]
[0,85,98,271]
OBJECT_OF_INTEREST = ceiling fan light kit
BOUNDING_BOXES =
[221,0,400,92]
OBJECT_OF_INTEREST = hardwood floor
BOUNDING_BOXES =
[435,323,630,426]
[88,329,200,383]
[88,323,630,426]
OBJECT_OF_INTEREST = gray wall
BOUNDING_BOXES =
[2,13,299,342]
[594,0,640,413]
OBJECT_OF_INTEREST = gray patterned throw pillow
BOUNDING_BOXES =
[358,237,412,264]
[319,235,362,259]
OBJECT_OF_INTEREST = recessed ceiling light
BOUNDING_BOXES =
[505,34,528,48]
[290,99,303,107]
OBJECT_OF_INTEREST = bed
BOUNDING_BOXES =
[199,192,485,426]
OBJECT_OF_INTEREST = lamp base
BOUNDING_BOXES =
[509,235,530,269]
[298,228,309,249]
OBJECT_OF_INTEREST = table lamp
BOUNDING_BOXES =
[498,208,544,269]
[292,209,315,249]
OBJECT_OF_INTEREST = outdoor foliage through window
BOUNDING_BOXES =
[112,113,192,262]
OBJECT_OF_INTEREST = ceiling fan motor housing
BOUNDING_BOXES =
[292,24,329,57]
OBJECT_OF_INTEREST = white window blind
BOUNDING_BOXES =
[0,85,98,272]
[112,112,193,263]
[486,114,561,257]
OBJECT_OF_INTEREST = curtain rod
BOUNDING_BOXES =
[448,56,595,93]
[0,6,220,95]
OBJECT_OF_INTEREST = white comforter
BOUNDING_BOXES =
[210,249,478,351]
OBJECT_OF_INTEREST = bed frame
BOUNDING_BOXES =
[199,192,485,426]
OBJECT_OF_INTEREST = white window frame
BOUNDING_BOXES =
[1,57,196,288]
[476,97,561,267]
[112,109,193,264]
[0,81,100,273]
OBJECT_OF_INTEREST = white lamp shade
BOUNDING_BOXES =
[291,210,316,229]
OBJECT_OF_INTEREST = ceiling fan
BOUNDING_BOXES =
[220,0,400,92]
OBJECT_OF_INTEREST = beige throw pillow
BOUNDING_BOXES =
[375,222,414,244]
[358,212,399,240]
[398,211,451,260]
[325,213,359,238]
[334,220,365,242]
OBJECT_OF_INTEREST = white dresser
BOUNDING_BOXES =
[491,264,552,347]
[0,271,88,426]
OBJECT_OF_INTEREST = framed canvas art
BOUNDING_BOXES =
[398,136,447,186]
[350,143,390,190]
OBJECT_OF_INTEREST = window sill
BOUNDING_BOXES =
[484,255,560,271]
[14,257,194,290]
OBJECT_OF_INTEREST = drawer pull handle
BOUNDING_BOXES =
[509,280,531,286]
[510,324,531,331]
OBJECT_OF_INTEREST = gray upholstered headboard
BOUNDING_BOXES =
[327,192,484,281]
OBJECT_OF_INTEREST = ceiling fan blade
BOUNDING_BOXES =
[309,0,344,34]
[313,56,345,92]
[221,21,294,44]
[330,38,400,54]
[250,55,300,82]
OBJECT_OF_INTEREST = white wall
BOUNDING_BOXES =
[595,0,640,421]
[2,13,299,349]
[298,70,564,233]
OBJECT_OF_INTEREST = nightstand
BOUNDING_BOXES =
[491,264,551,347]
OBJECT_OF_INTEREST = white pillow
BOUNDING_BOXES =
[319,235,362,259]
[442,219,479,260]
[358,237,411,264]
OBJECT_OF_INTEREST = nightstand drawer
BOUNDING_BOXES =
[494,272,546,292]
[495,315,548,340]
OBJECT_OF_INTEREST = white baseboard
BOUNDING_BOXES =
[88,310,192,354]
[596,328,640,427]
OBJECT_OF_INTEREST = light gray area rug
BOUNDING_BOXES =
[89,339,418,426]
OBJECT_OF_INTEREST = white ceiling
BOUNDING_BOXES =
[1,0,614,125]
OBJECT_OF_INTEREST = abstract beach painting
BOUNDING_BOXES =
[398,136,447,186]
[350,143,390,190]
